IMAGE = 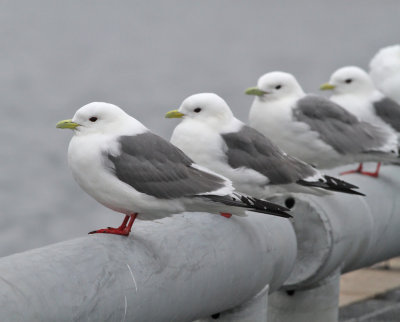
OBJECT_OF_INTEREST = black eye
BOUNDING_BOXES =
[89,117,98,122]
[275,85,282,90]
[194,107,202,113]
[345,79,352,84]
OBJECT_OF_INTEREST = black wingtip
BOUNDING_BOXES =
[341,189,365,196]
[323,175,366,196]
[239,195,292,218]
[323,175,357,188]
[200,194,292,219]
[297,175,365,196]
[247,207,292,218]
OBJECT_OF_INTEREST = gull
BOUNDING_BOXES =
[321,66,400,176]
[321,66,400,135]
[56,102,291,236]
[369,44,400,104]
[166,93,364,197]
[245,71,398,177]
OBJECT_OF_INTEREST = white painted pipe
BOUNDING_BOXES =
[268,164,400,322]
[0,212,296,322]
[275,164,400,290]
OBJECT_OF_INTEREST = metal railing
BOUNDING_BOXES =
[0,164,399,322]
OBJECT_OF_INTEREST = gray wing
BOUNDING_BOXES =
[373,97,400,131]
[106,132,226,199]
[294,95,391,154]
[221,125,316,184]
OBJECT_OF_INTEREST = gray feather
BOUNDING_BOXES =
[221,125,316,184]
[106,133,226,199]
[294,95,393,154]
[373,97,400,132]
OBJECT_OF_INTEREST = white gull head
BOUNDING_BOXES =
[369,45,400,104]
[254,71,305,102]
[71,102,146,137]
[327,66,376,96]
[176,93,235,129]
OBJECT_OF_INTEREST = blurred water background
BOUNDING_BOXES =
[0,1,399,257]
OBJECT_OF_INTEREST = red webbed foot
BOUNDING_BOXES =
[89,213,138,236]
[359,162,381,178]
[340,162,381,178]
[220,212,232,219]
[340,163,363,176]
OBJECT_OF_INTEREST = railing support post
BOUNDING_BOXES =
[199,284,269,322]
[267,272,340,322]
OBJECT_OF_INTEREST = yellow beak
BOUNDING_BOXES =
[245,87,268,96]
[56,119,80,129]
[320,83,336,91]
[165,110,185,118]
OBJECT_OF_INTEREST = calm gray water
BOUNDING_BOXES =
[1,0,399,257]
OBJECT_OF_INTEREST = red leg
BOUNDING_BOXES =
[109,215,129,230]
[89,213,138,236]
[340,163,363,176]
[360,162,381,178]
[124,213,138,234]
[220,212,232,219]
